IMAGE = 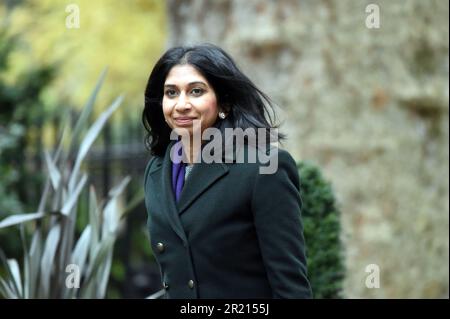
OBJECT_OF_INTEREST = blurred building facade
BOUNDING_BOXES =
[165,0,449,298]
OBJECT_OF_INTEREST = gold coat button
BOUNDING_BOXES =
[156,242,165,252]
[188,280,194,289]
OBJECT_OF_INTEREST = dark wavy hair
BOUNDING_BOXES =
[142,43,285,157]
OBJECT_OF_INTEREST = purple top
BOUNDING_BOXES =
[171,160,186,202]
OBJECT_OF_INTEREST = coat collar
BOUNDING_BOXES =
[148,140,229,243]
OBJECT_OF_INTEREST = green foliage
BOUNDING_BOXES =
[0,72,129,298]
[3,0,166,122]
[298,161,344,299]
[0,23,57,260]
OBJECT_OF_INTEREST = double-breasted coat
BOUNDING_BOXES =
[143,141,312,299]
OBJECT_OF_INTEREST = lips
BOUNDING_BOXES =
[174,116,196,126]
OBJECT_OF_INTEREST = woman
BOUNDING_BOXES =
[142,44,312,299]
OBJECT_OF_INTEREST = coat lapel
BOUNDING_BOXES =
[177,160,229,215]
[149,142,187,244]
[149,140,230,242]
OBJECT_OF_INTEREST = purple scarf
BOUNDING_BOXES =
[171,161,186,202]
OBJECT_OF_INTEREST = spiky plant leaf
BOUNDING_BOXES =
[61,174,87,216]
[0,249,21,297]
[88,186,100,261]
[44,150,61,190]
[7,259,22,298]
[28,230,42,298]
[68,95,124,192]
[0,212,45,229]
[71,225,91,277]
[102,176,131,237]
[0,277,17,299]
[69,68,108,154]
[39,225,61,298]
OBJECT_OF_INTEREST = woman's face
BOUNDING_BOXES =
[162,64,219,137]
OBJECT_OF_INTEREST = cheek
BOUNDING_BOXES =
[162,99,172,117]
[200,96,218,117]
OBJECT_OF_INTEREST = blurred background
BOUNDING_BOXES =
[0,0,448,298]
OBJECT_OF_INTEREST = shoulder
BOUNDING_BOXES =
[274,148,300,179]
[143,155,163,188]
[249,147,302,208]
[231,145,299,182]
[272,148,298,167]
[253,147,300,192]
[252,144,299,171]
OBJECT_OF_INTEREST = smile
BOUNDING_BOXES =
[174,117,196,126]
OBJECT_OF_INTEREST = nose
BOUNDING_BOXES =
[174,92,191,112]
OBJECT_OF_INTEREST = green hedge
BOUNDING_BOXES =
[298,161,344,298]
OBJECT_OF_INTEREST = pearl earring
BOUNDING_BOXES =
[218,112,226,119]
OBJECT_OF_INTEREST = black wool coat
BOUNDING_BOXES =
[144,141,312,299]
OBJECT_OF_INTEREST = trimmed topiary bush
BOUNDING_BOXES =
[298,161,344,298]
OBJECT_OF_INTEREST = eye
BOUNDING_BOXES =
[190,88,204,96]
[164,89,178,98]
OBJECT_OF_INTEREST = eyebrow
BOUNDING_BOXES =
[164,81,207,88]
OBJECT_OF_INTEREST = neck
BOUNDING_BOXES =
[180,136,201,165]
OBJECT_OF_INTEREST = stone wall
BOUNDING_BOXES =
[166,0,449,298]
